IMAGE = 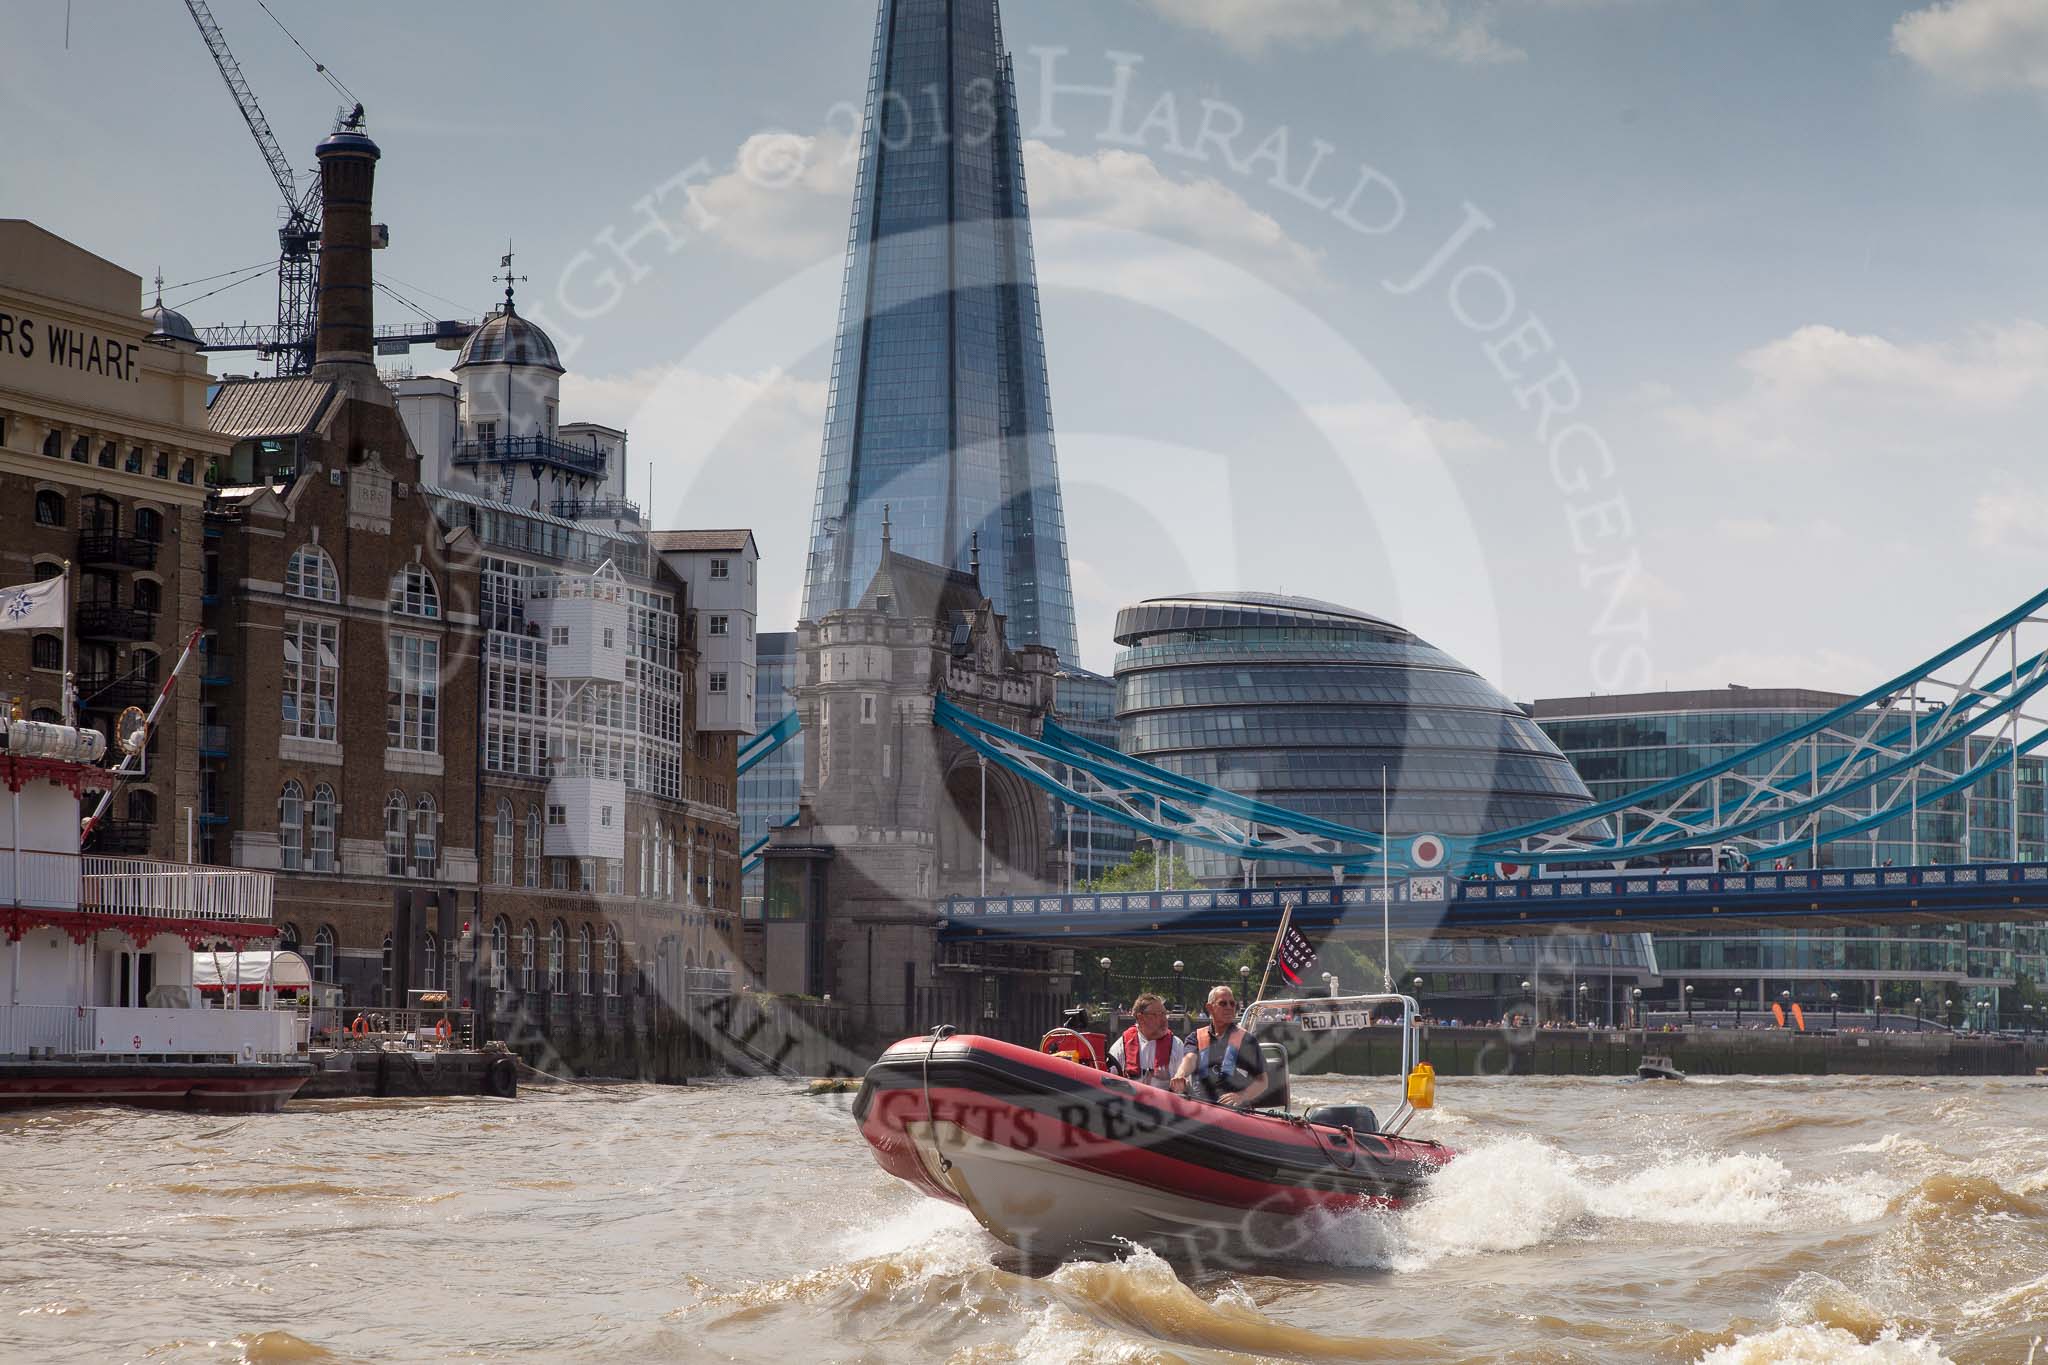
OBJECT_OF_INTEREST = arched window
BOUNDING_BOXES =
[603,926,619,997]
[413,795,438,879]
[133,507,164,543]
[277,922,300,955]
[577,924,592,996]
[29,707,59,724]
[524,807,541,888]
[640,820,654,896]
[490,917,509,991]
[284,544,340,603]
[133,579,161,613]
[80,493,117,534]
[384,791,407,876]
[308,785,337,872]
[381,935,394,1005]
[388,563,440,619]
[422,931,438,991]
[520,922,536,992]
[32,561,63,582]
[547,920,565,993]
[493,800,514,885]
[278,780,304,871]
[33,491,64,526]
[312,925,335,983]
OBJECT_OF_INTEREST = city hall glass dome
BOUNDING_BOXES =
[1112,591,1591,878]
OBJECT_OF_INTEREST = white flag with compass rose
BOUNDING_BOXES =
[0,578,66,632]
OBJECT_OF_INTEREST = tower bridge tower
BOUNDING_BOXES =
[763,522,1072,1040]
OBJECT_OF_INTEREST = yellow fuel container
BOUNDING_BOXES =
[1406,1062,1436,1110]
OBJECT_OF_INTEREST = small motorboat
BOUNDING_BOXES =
[853,993,1453,1257]
[1636,1053,1687,1081]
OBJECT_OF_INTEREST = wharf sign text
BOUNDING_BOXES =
[0,309,142,384]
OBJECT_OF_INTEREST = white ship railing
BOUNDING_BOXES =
[79,857,274,922]
[1,1004,95,1057]
[0,851,83,910]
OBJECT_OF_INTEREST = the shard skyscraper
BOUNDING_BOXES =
[801,0,1079,663]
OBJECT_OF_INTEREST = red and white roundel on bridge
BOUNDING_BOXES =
[1409,834,1447,869]
[1494,861,1530,880]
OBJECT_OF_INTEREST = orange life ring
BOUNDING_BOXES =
[435,1018,451,1040]
[350,1015,369,1037]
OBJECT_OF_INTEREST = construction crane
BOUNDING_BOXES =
[180,2,476,372]
[182,0,321,375]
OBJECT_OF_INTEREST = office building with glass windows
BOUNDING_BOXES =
[1054,666,1136,885]
[1114,592,1657,1016]
[740,630,802,906]
[800,0,1078,663]
[1531,686,2048,1021]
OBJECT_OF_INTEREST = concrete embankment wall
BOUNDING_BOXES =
[497,994,877,1082]
[1284,1026,2048,1078]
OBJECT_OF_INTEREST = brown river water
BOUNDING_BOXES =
[3,1073,2047,1363]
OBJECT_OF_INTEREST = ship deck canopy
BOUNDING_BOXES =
[191,949,312,991]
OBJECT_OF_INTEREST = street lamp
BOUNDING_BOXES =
[1172,959,1185,1012]
[1944,998,1954,1031]
[1734,986,1744,1029]
[1521,979,1534,1027]
[1913,996,1923,1031]
[1781,989,1792,1028]
[1631,986,1643,1030]
[1829,991,1839,1032]
[1098,956,1112,1009]
[1579,982,1590,1025]
[1683,983,1695,1026]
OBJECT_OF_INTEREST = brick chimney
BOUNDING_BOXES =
[310,111,386,399]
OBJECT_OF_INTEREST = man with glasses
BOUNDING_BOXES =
[1109,993,1187,1089]
[1172,984,1269,1108]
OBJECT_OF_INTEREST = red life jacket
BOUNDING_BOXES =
[1120,1026,1172,1079]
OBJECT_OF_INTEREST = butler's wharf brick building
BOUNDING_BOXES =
[195,123,744,1066]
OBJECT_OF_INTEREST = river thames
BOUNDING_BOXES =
[2,1073,2045,1363]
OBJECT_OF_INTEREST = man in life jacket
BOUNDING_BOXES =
[1108,992,1187,1088]
[1172,984,1269,1108]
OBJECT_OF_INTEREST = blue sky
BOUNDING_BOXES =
[5,0,2046,697]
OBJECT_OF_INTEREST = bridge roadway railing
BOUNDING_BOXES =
[937,859,2048,939]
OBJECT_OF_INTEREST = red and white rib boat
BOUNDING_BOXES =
[854,994,1451,1256]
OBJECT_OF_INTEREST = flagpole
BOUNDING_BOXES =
[1381,765,1392,993]
[60,559,73,726]
[1252,902,1293,1009]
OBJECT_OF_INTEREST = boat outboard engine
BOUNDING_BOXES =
[1306,1103,1380,1134]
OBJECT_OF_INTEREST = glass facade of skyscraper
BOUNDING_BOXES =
[801,0,1077,662]
[739,631,801,908]
[1531,688,2048,1016]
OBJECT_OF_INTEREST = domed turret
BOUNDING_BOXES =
[142,273,201,351]
[453,268,563,374]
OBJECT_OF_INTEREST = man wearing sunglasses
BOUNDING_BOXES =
[1108,993,1187,1089]
[1172,985,1269,1108]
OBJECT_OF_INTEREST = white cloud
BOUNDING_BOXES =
[1022,143,1323,286]
[1738,322,2048,405]
[1970,483,2048,551]
[1894,0,2048,94]
[686,126,1325,291]
[1659,650,1886,695]
[686,130,859,263]
[1139,0,1524,63]
[1306,398,1502,465]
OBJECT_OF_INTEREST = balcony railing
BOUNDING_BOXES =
[77,533,159,571]
[452,435,607,479]
[0,1005,296,1061]
[200,652,232,686]
[76,673,155,711]
[199,724,230,756]
[80,856,274,922]
[550,495,642,524]
[84,821,151,856]
[1,851,83,909]
[76,604,156,641]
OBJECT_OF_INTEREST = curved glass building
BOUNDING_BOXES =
[1113,592,1653,1017]
[1113,593,1591,865]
